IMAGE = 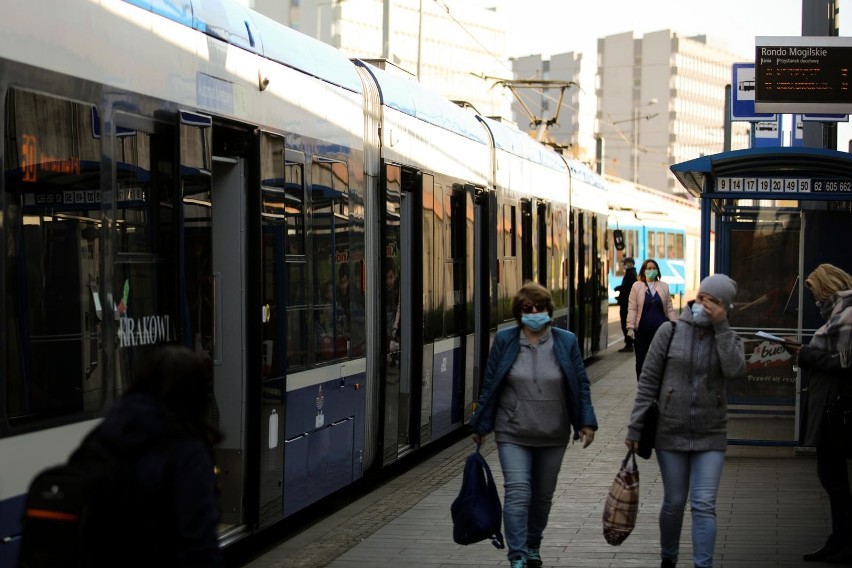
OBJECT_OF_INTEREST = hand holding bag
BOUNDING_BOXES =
[637,321,676,459]
[602,450,640,546]
[451,443,505,549]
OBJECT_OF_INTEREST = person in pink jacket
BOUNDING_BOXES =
[626,258,678,378]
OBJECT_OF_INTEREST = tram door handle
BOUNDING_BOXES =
[213,271,222,365]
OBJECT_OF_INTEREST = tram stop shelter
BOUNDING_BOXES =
[671,147,852,447]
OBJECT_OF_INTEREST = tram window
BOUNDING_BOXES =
[261,134,306,256]
[625,229,638,261]
[284,161,305,255]
[655,231,665,260]
[311,156,352,362]
[114,114,180,391]
[502,204,517,257]
[666,233,676,259]
[4,89,105,426]
[444,189,465,337]
[182,122,214,363]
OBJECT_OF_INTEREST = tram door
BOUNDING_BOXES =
[180,120,248,530]
[381,165,425,463]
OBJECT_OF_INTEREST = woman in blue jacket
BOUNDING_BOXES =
[470,282,598,568]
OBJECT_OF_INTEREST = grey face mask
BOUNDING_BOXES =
[691,303,712,327]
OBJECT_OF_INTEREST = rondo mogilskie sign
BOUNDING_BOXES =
[755,36,852,114]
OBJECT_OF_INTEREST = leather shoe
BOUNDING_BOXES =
[804,541,844,561]
[618,345,634,353]
[826,546,852,564]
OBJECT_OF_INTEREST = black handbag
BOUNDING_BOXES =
[637,322,675,459]
[637,401,659,459]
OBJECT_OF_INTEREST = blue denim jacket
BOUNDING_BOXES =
[469,325,598,441]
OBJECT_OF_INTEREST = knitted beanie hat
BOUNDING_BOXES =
[698,274,738,309]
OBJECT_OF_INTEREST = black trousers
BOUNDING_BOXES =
[619,303,633,346]
[817,432,852,542]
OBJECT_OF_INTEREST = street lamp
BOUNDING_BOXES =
[631,98,658,184]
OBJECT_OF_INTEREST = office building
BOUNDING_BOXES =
[253,0,513,119]
[510,52,582,152]
[596,30,749,195]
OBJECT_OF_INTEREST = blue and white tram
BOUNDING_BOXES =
[0,0,594,563]
[606,213,688,303]
[605,177,701,310]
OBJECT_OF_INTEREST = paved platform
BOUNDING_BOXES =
[243,342,840,568]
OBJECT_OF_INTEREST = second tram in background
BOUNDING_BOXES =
[605,178,703,311]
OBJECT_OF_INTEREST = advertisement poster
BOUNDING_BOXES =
[730,336,798,406]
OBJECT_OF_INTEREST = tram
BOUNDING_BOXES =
[605,178,702,310]
[0,0,607,561]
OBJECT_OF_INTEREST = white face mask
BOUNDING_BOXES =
[691,303,713,327]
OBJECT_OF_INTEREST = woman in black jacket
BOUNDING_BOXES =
[785,264,852,564]
[85,345,224,567]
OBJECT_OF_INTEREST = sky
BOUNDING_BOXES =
[498,0,852,151]
[501,0,835,60]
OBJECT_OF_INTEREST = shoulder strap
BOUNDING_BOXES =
[654,322,677,398]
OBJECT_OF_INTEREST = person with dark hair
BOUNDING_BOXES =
[626,258,678,378]
[784,264,852,563]
[615,257,638,352]
[469,282,598,568]
[81,344,224,567]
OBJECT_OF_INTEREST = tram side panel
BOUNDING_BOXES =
[373,101,489,461]
[567,160,610,359]
[0,15,375,556]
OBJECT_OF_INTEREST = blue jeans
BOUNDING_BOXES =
[497,443,567,560]
[656,450,725,568]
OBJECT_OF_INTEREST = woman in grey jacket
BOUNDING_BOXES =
[470,282,598,568]
[625,274,745,568]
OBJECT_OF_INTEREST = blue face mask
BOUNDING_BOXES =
[645,269,658,280]
[691,302,712,327]
[521,312,551,332]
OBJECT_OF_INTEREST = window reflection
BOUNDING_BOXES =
[4,90,103,422]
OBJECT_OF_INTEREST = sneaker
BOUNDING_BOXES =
[527,548,543,567]
[510,559,526,568]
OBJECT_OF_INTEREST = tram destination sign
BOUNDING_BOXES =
[715,177,852,193]
[755,36,852,114]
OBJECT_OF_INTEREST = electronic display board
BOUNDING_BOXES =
[755,36,852,114]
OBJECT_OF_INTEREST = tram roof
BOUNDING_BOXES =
[477,117,567,170]
[356,61,488,144]
[671,147,852,197]
[124,0,364,93]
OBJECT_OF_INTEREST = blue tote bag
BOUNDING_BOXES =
[450,444,505,549]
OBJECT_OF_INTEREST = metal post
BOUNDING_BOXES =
[632,106,639,183]
[382,0,391,60]
[724,84,732,152]
[802,0,838,149]
[416,0,423,80]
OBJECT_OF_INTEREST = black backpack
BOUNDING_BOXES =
[451,444,505,549]
[16,435,143,568]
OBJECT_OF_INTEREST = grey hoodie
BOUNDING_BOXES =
[627,302,746,452]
